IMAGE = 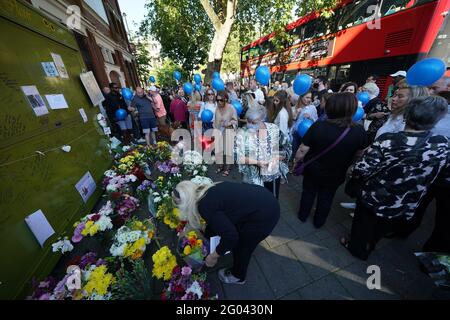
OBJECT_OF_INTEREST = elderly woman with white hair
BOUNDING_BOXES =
[361,82,390,143]
[172,180,280,284]
[234,105,291,199]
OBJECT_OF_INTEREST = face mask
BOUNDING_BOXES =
[247,123,259,130]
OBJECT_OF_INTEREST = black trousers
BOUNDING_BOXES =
[298,176,339,228]
[348,200,406,260]
[205,213,279,281]
[415,185,450,253]
[264,178,281,199]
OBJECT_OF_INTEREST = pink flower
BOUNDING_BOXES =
[181,266,192,276]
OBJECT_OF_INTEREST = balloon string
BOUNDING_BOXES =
[0,128,99,168]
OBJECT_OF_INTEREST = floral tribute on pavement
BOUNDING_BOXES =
[30,140,217,300]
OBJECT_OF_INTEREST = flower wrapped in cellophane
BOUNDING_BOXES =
[161,266,216,300]
[71,201,114,243]
[110,218,155,260]
[178,230,209,272]
[152,246,177,281]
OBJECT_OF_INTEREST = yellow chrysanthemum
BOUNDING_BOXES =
[152,246,177,280]
[83,265,115,297]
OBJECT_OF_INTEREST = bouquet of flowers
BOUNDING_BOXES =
[146,141,172,163]
[152,246,177,281]
[135,180,155,201]
[103,171,137,195]
[178,230,208,271]
[190,176,213,187]
[181,151,208,177]
[110,218,155,260]
[161,266,216,300]
[156,160,180,175]
[71,201,114,243]
[28,252,115,300]
[156,201,181,229]
[113,194,140,224]
[116,149,147,176]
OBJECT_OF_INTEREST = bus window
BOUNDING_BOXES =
[340,0,380,28]
[304,20,318,40]
[380,0,413,16]
[336,64,351,83]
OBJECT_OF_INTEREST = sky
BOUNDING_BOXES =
[117,0,147,34]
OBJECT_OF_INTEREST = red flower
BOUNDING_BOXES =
[90,214,101,222]
[132,166,146,181]
[172,265,181,275]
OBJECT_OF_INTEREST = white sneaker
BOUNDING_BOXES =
[340,202,356,210]
[218,268,246,285]
[137,138,146,143]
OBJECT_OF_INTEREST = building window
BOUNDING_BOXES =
[83,0,109,24]
[101,47,115,64]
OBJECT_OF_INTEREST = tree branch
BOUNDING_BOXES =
[225,0,238,22]
[200,0,222,31]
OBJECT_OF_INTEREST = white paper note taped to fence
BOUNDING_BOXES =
[25,209,55,247]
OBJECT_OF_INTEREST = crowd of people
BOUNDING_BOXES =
[100,71,450,285]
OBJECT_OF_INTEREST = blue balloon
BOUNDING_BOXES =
[194,74,202,84]
[183,82,193,95]
[173,70,182,81]
[231,100,243,116]
[212,78,225,91]
[406,58,446,86]
[293,74,312,96]
[357,92,370,106]
[352,106,365,122]
[121,88,133,101]
[212,72,220,79]
[115,108,127,121]
[149,75,156,83]
[201,109,214,122]
[195,84,202,92]
[255,66,270,86]
[296,119,314,138]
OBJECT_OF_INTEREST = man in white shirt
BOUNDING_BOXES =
[249,79,265,106]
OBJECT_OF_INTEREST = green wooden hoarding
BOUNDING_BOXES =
[0,0,111,298]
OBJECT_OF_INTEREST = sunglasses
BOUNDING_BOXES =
[216,98,225,102]
[207,92,214,96]
[113,87,119,90]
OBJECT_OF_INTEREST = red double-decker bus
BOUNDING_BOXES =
[240,0,450,98]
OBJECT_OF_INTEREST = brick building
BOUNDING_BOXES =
[29,0,140,89]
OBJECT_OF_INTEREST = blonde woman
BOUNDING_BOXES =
[173,180,280,284]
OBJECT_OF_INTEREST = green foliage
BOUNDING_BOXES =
[139,0,339,73]
[140,0,212,72]
[112,259,155,300]
[131,36,151,85]
[153,58,187,89]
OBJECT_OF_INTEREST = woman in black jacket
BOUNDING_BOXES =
[173,181,280,284]
[294,93,368,228]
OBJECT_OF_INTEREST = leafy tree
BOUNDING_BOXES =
[140,0,338,82]
[154,58,187,89]
[131,37,151,86]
